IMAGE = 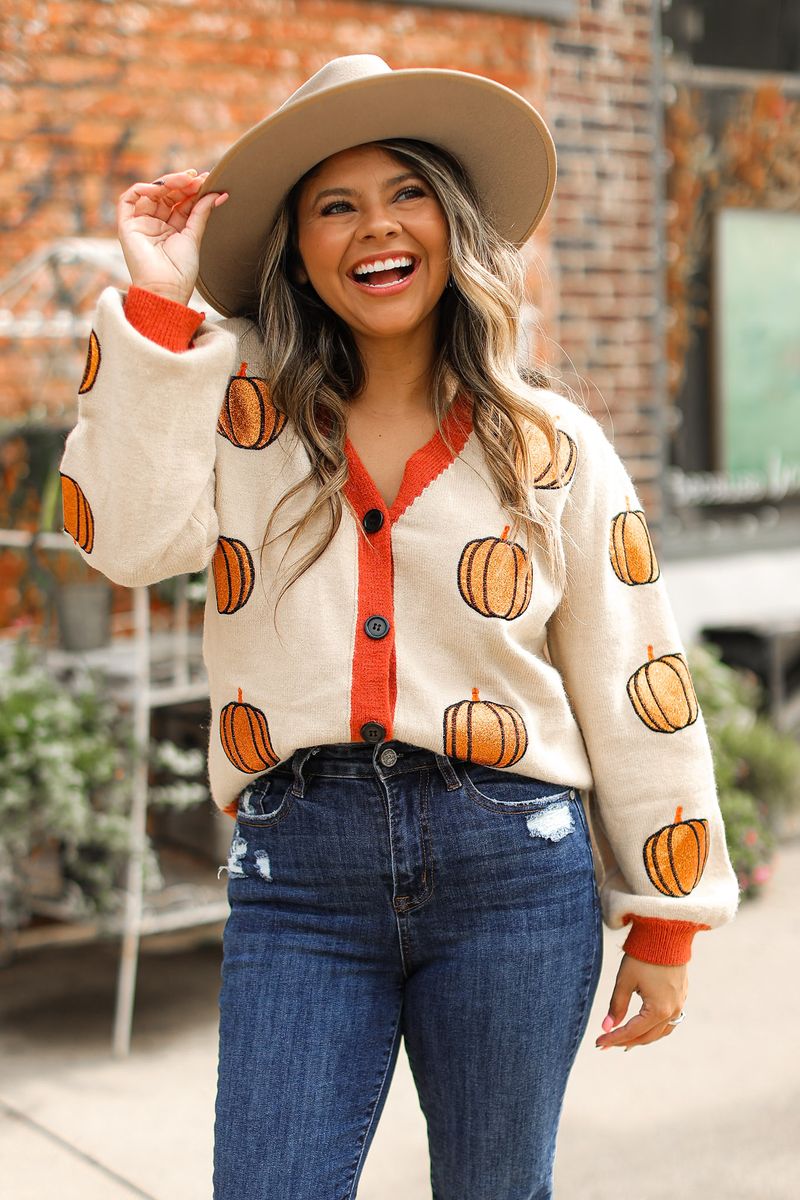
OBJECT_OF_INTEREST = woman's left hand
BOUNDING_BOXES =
[595,955,689,1051]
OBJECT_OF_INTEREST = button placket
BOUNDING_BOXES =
[350,495,396,744]
[345,401,473,747]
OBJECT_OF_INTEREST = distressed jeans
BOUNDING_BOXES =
[213,739,603,1200]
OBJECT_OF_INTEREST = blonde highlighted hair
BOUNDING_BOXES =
[248,137,570,632]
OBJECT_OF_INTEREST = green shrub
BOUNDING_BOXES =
[0,634,142,929]
[0,634,210,933]
[688,640,800,899]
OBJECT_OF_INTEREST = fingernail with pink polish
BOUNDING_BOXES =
[602,1015,614,1032]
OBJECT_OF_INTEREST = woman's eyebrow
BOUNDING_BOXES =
[311,172,422,205]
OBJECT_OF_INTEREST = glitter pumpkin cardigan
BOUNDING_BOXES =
[58,284,741,967]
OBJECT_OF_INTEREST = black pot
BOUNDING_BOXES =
[54,581,113,651]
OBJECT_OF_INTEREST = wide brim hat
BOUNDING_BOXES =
[195,53,557,318]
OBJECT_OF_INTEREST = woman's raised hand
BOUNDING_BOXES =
[117,168,229,307]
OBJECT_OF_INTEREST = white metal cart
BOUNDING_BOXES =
[0,527,230,1058]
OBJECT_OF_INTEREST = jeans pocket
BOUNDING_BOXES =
[460,764,576,815]
[234,771,295,828]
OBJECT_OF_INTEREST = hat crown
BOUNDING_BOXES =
[277,54,392,112]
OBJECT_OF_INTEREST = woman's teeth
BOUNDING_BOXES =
[355,255,417,276]
[351,258,415,286]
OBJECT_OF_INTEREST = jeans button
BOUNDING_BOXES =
[379,747,398,767]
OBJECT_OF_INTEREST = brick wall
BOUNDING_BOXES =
[0,0,666,623]
[547,0,665,522]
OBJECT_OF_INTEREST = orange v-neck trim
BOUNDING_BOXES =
[343,391,474,524]
[337,391,473,745]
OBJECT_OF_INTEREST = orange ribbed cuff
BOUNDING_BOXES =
[123,286,206,352]
[621,913,711,966]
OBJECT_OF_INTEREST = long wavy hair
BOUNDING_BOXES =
[249,137,571,635]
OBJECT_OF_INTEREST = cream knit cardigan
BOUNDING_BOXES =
[59,285,741,965]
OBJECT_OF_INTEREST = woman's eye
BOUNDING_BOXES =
[321,186,425,215]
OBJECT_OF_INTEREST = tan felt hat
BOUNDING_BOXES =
[194,53,557,317]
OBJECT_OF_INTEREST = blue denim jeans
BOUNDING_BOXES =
[213,739,603,1200]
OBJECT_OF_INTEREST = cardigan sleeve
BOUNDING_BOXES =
[58,284,240,588]
[123,284,207,352]
[544,409,741,966]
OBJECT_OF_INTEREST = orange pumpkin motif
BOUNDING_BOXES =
[217,362,287,449]
[643,804,710,896]
[60,473,95,553]
[443,686,528,767]
[458,525,533,619]
[529,421,577,489]
[627,645,699,733]
[220,686,278,773]
[609,496,660,585]
[213,536,255,614]
[79,330,101,394]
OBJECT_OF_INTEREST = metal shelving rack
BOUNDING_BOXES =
[0,527,229,1058]
[0,236,234,1055]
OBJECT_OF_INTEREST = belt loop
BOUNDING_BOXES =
[435,753,462,791]
[291,746,321,797]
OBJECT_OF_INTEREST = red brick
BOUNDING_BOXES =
[38,56,125,87]
[0,0,669,515]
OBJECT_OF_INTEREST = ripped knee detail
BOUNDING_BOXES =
[526,800,575,843]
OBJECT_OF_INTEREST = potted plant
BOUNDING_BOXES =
[0,633,143,935]
[0,633,223,943]
[687,640,800,899]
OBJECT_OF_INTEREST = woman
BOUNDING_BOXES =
[60,55,740,1200]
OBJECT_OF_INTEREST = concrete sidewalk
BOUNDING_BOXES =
[1,841,798,1200]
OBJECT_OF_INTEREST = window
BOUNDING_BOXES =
[380,0,577,19]
[662,0,800,74]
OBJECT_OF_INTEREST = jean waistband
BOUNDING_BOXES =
[280,740,464,795]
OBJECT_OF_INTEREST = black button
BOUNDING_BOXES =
[364,615,390,640]
[360,721,386,743]
[363,508,384,533]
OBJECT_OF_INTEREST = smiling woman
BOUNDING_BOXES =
[59,51,740,1200]
[250,132,569,627]
[293,145,451,326]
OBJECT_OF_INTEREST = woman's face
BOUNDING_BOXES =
[294,143,451,341]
